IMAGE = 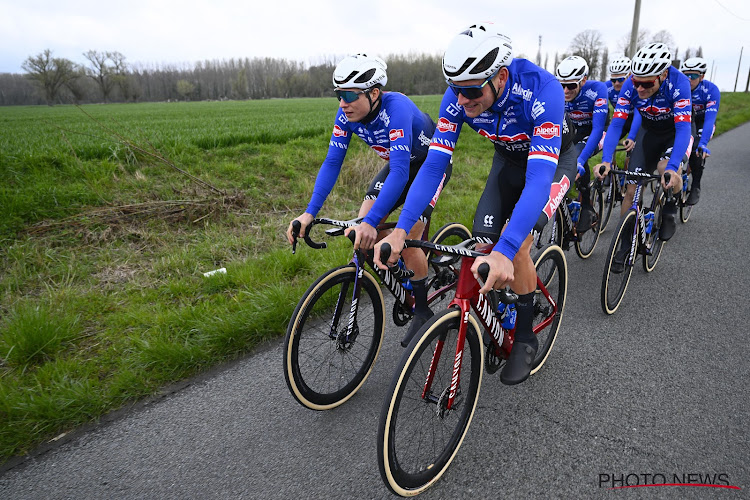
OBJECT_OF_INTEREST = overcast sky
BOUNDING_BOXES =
[2,0,750,91]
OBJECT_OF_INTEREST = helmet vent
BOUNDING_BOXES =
[470,48,499,75]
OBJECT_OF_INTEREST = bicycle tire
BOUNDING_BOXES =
[643,189,666,273]
[598,173,615,232]
[377,308,483,497]
[531,244,567,374]
[534,209,563,252]
[284,264,385,410]
[680,171,694,223]
[426,222,472,304]
[575,187,602,259]
[601,211,637,315]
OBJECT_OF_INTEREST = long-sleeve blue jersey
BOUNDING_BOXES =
[396,58,565,261]
[690,79,721,148]
[602,67,693,172]
[306,92,434,227]
[566,79,608,166]
[605,80,619,108]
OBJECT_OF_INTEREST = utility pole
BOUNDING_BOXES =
[629,0,642,57]
[735,47,743,92]
[536,36,542,67]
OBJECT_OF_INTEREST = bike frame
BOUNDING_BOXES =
[414,244,559,411]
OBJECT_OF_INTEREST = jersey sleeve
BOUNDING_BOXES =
[698,81,721,148]
[492,80,562,261]
[361,99,415,227]
[601,79,635,163]
[577,82,609,165]
[395,89,461,233]
[305,110,352,216]
[668,77,694,173]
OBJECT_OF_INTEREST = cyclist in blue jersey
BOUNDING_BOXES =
[595,43,693,272]
[286,54,451,343]
[681,57,720,205]
[374,23,576,385]
[606,56,635,142]
[555,55,608,232]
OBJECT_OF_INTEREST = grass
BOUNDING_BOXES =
[1,93,749,464]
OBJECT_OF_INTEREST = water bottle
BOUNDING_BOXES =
[644,211,654,234]
[568,200,581,224]
[397,260,413,291]
[497,302,517,330]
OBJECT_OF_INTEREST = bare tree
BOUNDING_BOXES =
[83,50,116,101]
[22,49,79,105]
[599,48,609,81]
[651,30,676,56]
[618,29,650,57]
[568,29,605,78]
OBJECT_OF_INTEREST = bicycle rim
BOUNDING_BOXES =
[575,189,602,259]
[601,212,636,315]
[426,222,472,308]
[599,176,615,232]
[283,265,384,410]
[643,192,666,272]
[680,172,693,223]
[531,244,567,374]
[378,309,483,497]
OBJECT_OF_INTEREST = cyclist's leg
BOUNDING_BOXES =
[687,123,704,204]
[655,132,688,241]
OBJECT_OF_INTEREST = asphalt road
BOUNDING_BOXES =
[2,123,749,500]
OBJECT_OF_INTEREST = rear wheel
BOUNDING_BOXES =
[597,174,615,232]
[643,190,666,273]
[284,265,385,410]
[680,171,694,223]
[575,188,602,259]
[426,222,472,305]
[601,211,637,315]
[377,308,483,497]
[534,209,563,252]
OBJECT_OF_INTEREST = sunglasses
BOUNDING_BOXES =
[447,72,497,100]
[610,77,626,83]
[561,82,580,90]
[684,73,702,80]
[631,76,660,89]
[335,89,368,103]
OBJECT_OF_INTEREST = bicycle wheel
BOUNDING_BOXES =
[597,173,615,232]
[643,190,666,273]
[601,211,637,315]
[575,188,602,259]
[426,222,472,301]
[284,264,385,410]
[378,308,483,497]
[531,244,567,374]
[680,171,694,223]
[534,209,563,252]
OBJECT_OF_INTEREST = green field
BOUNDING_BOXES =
[2,93,750,463]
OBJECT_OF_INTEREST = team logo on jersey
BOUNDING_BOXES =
[674,99,690,109]
[542,175,571,219]
[533,122,560,140]
[595,98,607,107]
[478,129,498,141]
[707,100,717,107]
[617,97,629,106]
[436,117,458,133]
[641,105,671,115]
[333,125,348,138]
[429,174,447,208]
[498,132,530,142]
[389,129,404,141]
[371,144,390,160]
[569,110,592,121]
[613,111,628,119]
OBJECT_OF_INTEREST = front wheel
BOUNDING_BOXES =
[531,244,567,374]
[575,189,602,259]
[283,264,385,410]
[643,190,666,273]
[426,222,472,305]
[601,211,637,315]
[377,308,483,497]
[680,171,694,223]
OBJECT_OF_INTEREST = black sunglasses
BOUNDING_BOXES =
[610,77,626,83]
[561,82,579,90]
[632,76,660,89]
[446,71,497,100]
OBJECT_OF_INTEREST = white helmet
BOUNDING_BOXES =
[442,23,513,82]
[556,55,589,81]
[680,57,708,74]
[609,56,631,75]
[332,54,387,90]
[631,43,672,77]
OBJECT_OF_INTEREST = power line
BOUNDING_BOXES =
[714,0,750,21]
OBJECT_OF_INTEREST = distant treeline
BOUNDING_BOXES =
[0,52,446,106]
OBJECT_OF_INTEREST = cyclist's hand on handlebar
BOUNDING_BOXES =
[472,251,514,295]
[697,145,711,159]
[345,222,377,251]
[662,170,679,192]
[287,213,314,245]
[594,161,611,180]
[374,229,407,270]
[622,138,635,152]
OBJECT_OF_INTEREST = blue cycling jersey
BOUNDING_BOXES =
[566,79,608,167]
[605,80,619,108]
[602,67,693,172]
[306,92,434,227]
[397,58,566,261]
[690,79,721,148]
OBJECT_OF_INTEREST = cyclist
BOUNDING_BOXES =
[681,57,720,205]
[595,43,693,271]
[555,55,608,232]
[606,56,636,142]
[374,23,576,385]
[286,54,451,344]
